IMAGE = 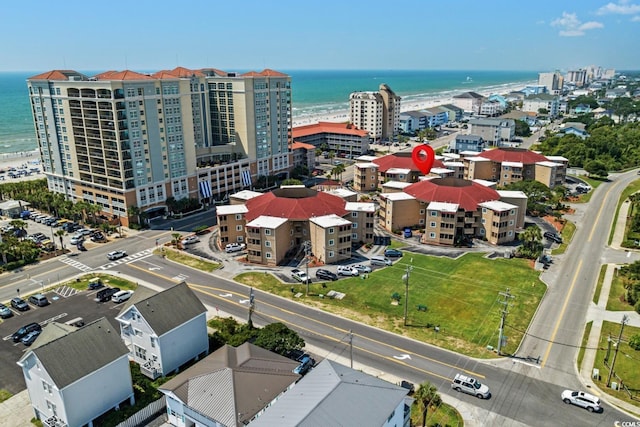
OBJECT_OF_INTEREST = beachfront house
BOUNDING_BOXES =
[468,118,515,146]
[438,104,464,123]
[115,282,209,379]
[452,91,485,115]
[291,121,371,159]
[522,93,560,118]
[17,318,135,427]
[349,84,401,142]
[449,134,485,153]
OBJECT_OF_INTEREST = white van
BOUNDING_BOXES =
[370,255,392,266]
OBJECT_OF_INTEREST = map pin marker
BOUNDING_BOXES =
[411,145,435,175]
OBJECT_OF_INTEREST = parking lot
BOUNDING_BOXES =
[0,285,126,395]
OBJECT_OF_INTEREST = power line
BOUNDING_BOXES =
[497,288,515,355]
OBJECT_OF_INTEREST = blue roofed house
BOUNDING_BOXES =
[115,282,209,379]
[249,359,413,427]
[17,318,135,427]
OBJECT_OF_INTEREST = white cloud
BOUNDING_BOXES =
[551,12,604,36]
[632,15,640,20]
[596,1,640,15]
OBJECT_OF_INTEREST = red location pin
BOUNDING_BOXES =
[411,144,435,175]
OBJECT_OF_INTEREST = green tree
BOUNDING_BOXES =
[252,322,305,356]
[414,381,442,427]
[584,159,608,177]
[282,178,303,186]
[55,229,66,251]
[502,180,553,215]
[514,120,532,137]
[518,226,543,259]
[629,334,640,351]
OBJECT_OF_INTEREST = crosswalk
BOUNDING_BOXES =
[58,248,155,272]
[59,256,93,272]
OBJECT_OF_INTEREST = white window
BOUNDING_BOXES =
[352,223,358,228]
[420,209,425,215]
[150,337,156,348]
[509,220,514,225]
[482,207,487,213]
[266,252,272,258]
[236,225,243,231]
[480,229,485,235]
[508,231,513,236]
[510,209,515,215]
[352,233,358,239]
[419,219,424,224]
[265,229,272,235]
[135,345,147,360]
[431,211,437,216]
[42,380,52,394]
[352,212,358,217]
[134,329,143,337]
[429,232,436,238]
[430,222,436,227]
[328,251,334,257]
[236,214,242,220]
[265,241,271,247]
[328,227,334,234]
[329,239,334,246]
[481,218,486,224]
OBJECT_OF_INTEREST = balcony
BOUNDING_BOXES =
[141,360,162,379]
[43,416,68,427]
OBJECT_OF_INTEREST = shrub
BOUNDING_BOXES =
[629,333,640,351]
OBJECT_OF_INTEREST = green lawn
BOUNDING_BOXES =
[568,175,606,204]
[592,321,640,406]
[606,273,636,311]
[577,321,592,371]
[552,221,576,255]
[609,179,640,245]
[236,252,546,358]
[593,265,608,305]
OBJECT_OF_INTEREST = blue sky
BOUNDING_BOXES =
[1,0,639,72]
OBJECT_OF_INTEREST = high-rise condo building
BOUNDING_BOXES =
[349,84,400,142]
[27,67,292,225]
[538,71,564,95]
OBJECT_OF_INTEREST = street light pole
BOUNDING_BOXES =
[402,263,413,327]
[606,315,629,388]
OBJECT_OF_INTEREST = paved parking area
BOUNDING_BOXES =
[0,286,125,395]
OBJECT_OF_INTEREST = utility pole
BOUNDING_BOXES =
[402,262,413,327]
[247,287,255,328]
[496,288,515,355]
[607,315,629,388]
[349,330,353,369]
[304,241,311,295]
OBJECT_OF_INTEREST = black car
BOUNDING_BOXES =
[12,322,42,342]
[96,287,120,302]
[544,232,563,244]
[10,297,29,311]
[88,278,104,290]
[316,269,338,281]
[384,248,403,258]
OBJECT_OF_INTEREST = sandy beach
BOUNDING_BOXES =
[0,149,43,183]
[291,82,527,127]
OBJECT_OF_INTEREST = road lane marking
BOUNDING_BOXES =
[588,178,621,242]
[124,263,487,380]
[542,259,583,368]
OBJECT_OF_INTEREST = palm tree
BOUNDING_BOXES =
[171,232,182,248]
[55,229,66,251]
[414,381,442,427]
[127,205,141,226]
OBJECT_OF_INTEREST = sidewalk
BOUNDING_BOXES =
[581,196,640,418]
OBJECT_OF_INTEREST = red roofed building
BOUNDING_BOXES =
[379,177,525,246]
[217,186,375,266]
[464,147,567,189]
[27,66,292,226]
[353,152,446,192]
[292,122,370,159]
[289,141,316,170]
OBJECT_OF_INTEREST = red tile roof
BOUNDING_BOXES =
[245,187,347,221]
[290,141,315,150]
[478,148,548,164]
[28,70,86,80]
[94,70,155,81]
[292,122,369,138]
[373,152,445,173]
[241,69,289,77]
[404,177,500,211]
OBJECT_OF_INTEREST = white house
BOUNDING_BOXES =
[115,282,208,379]
[17,318,134,427]
[249,359,413,427]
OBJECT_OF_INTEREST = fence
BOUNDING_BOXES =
[115,396,166,427]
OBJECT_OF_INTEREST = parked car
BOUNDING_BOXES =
[70,234,84,245]
[111,290,134,303]
[561,390,602,412]
[293,355,315,375]
[12,322,42,342]
[96,287,121,302]
[337,265,359,276]
[544,231,563,244]
[182,235,200,245]
[28,294,50,307]
[451,373,491,399]
[0,303,13,319]
[107,250,127,260]
[352,264,372,274]
[316,269,338,281]
[10,297,29,311]
[225,242,246,253]
[77,228,93,236]
[21,330,42,346]
[384,248,403,258]
[87,277,104,290]
[291,269,311,284]
[91,231,106,242]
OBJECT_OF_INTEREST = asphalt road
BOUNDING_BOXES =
[1,170,639,424]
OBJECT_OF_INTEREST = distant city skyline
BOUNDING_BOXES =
[1,0,639,72]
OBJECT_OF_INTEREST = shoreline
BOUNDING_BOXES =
[292,81,529,127]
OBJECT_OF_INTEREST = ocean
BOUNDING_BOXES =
[0,69,537,156]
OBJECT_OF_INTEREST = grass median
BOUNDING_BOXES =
[236,251,546,358]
